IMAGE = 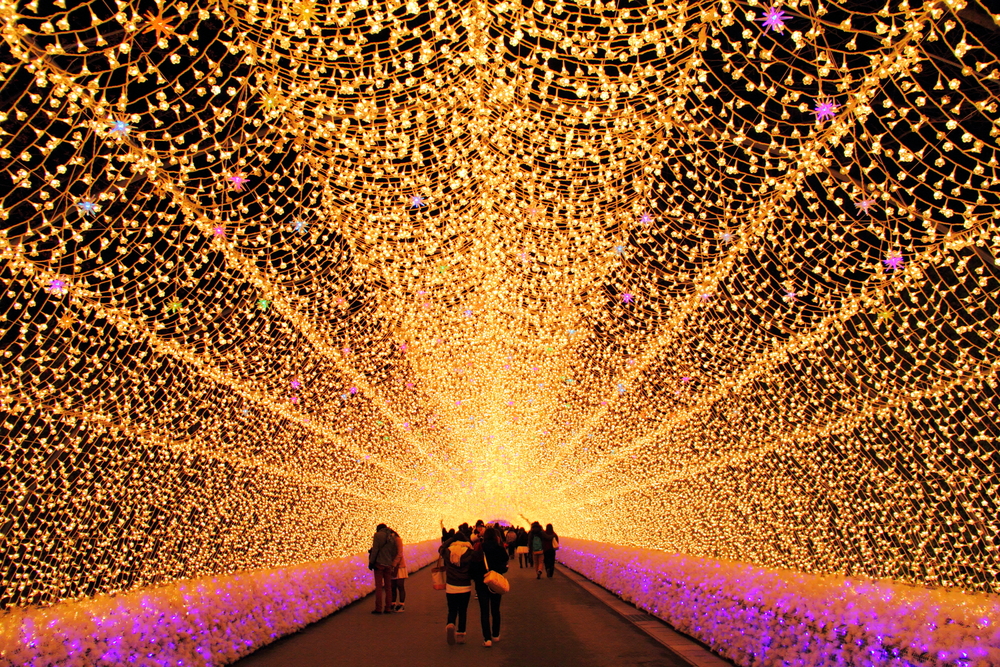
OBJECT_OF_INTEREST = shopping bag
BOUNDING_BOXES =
[431,556,447,590]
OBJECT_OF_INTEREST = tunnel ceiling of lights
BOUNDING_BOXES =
[2,0,999,608]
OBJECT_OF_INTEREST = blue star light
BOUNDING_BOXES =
[77,200,97,216]
[614,245,625,255]
[410,195,426,208]
[108,119,131,138]
[293,220,307,232]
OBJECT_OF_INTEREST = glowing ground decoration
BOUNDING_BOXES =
[0,0,999,625]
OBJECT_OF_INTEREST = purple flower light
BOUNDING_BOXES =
[758,6,789,33]
[47,278,68,294]
[620,292,634,304]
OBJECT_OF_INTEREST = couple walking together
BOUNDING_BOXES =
[368,523,407,613]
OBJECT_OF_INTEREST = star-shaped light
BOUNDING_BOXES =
[142,8,176,43]
[77,200,97,216]
[621,292,634,304]
[293,220,307,232]
[856,198,877,214]
[213,226,226,237]
[614,245,625,256]
[228,173,249,192]
[57,313,75,328]
[877,310,893,322]
[720,231,734,243]
[464,309,474,317]
[349,386,358,395]
[399,342,408,352]
[166,299,182,313]
[410,195,426,208]
[290,395,300,404]
[783,290,798,302]
[107,119,130,138]
[639,212,653,225]
[813,98,840,123]
[758,6,789,32]
[47,279,68,294]
[617,383,626,394]
[256,298,270,310]
[699,293,713,301]
[342,347,352,355]
[290,378,302,390]
[883,253,904,271]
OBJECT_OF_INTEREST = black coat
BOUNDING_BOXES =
[470,540,509,583]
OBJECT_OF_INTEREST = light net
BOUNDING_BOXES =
[1,0,998,607]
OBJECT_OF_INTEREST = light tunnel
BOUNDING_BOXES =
[1,0,999,664]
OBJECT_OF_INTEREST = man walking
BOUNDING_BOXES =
[369,523,398,614]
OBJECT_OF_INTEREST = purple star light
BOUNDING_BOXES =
[759,6,788,33]
[621,292,634,304]
[813,98,839,123]
[47,278,68,294]
[883,253,904,271]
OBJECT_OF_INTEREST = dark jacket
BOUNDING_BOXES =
[527,527,545,552]
[542,530,559,551]
[470,540,509,583]
[369,528,398,568]
[439,536,475,587]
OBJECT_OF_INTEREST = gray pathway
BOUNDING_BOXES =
[232,558,690,667]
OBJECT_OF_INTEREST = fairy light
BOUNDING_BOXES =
[1,0,999,611]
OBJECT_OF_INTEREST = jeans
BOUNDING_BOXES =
[475,581,501,641]
[372,565,392,611]
[446,591,471,632]
[543,549,556,577]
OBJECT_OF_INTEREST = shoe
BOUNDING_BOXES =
[395,604,405,613]
[457,632,466,645]
[446,623,456,645]
[382,609,393,614]
[372,609,383,614]
[492,635,500,642]
[483,640,492,648]
[537,571,542,579]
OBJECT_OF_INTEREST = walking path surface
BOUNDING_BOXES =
[232,558,693,667]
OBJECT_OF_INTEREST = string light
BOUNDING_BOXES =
[0,0,998,612]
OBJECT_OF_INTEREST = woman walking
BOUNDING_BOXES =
[390,529,407,612]
[515,527,530,568]
[542,523,559,578]
[439,531,475,644]
[527,522,545,579]
[471,528,509,647]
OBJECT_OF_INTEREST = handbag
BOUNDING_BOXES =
[431,556,446,590]
[484,569,509,595]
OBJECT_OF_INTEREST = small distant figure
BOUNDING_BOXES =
[504,525,517,560]
[368,523,398,614]
[440,531,476,645]
[542,523,560,578]
[528,522,545,579]
[390,529,407,612]
[471,528,509,647]
[515,527,530,568]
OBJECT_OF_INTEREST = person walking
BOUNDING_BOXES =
[528,522,545,579]
[440,532,475,645]
[515,527,530,568]
[390,529,407,612]
[368,523,398,614]
[471,528,509,647]
[542,523,559,578]
[505,526,517,560]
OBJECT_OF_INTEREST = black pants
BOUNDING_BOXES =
[475,581,502,641]
[446,591,471,632]
[543,549,556,577]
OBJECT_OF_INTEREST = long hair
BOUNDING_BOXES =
[483,527,500,545]
[545,523,554,533]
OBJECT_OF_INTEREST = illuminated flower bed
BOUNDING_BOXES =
[0,540,439,667]
[557,538,1000,667]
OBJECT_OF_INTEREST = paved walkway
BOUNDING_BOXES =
[232,558,691,667]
